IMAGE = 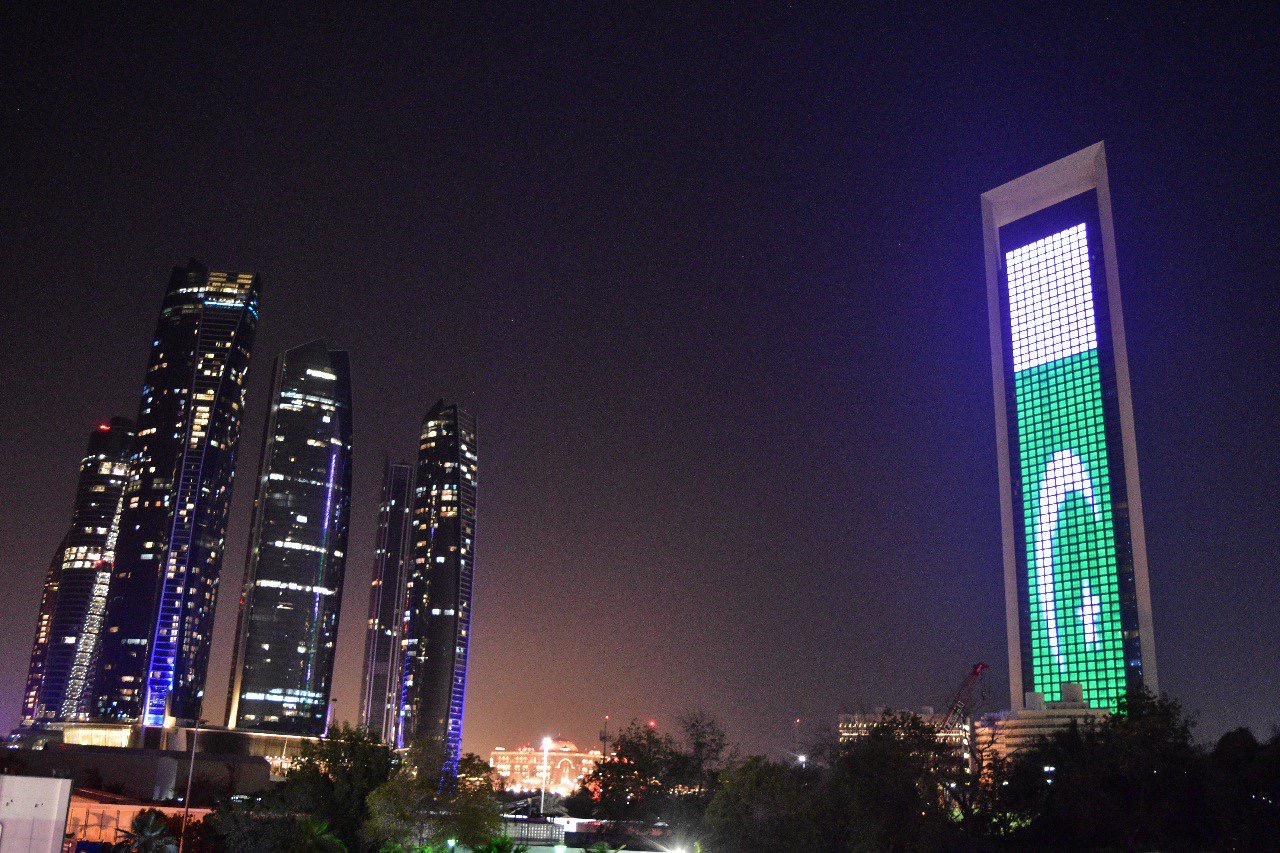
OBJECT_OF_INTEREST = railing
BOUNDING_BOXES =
[503,818,565,843]
[66,804,212,843]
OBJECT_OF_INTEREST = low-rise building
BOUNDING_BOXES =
[837,708,972,766]
[973,683,1111,767]
[0,743,269,806]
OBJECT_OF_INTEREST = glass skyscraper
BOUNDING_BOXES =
[983,143,1157,712]
[21,418,134,725]
[359,459,413,745]
[226,341,352,736]
[399,401,477,767]
[97,260,260,726]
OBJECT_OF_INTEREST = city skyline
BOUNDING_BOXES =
[1,6,1276,758]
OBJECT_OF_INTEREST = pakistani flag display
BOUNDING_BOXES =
[1006,222,1125,711]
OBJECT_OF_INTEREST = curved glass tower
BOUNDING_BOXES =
[399,401,477,766]
[226,341,352,736]
[97,260,260,726]
[983,143,1157,712]
[21,418,134,725]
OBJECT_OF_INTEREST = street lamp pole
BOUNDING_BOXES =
[540,736,553,815]
[179,718,205,853]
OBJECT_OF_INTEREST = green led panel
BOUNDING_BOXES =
[1008,223,1124,710]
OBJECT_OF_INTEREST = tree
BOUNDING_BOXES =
[207,725,395,852]
[829,711,963,851]
[586,721,685,822]
[997,689,1211,849]
[291,818,348,852]
[704,757,823,852]
[205,785,300,852]
[569,713,728,850]
[1206,726,1280,848]
[364,741,503,850]
[112,808,178,853]
[469,838,530,853]
[579,713,729,825]
[287,724,397,850]
[678,710,729,794]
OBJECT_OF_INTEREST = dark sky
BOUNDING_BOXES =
[1,5,1276,758]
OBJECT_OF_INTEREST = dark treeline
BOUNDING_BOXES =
[565,695,1280,851]
[197,725,514,852]
[175,696,1278,852]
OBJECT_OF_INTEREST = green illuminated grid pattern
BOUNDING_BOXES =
[1008,224,1125,711]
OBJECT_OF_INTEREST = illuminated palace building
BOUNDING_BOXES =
[398,401,477,763]
[21,418,134,726]
[983,143,1157,714]
[359,460,413,744]
[490,740,603,797]
[226,342,352,736]
[96,260,260,726]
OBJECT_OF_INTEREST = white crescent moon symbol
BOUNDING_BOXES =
[1034,449,1103,672]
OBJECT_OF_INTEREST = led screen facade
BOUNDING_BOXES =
[1007,221,1124,709]
[983,143,1156,712]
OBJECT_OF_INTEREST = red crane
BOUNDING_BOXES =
[940,662,989,729]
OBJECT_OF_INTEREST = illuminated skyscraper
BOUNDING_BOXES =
[97,260,260,726]
[226,341,352,736]
[399,401,477,765]
[21,418,134,725]
[359,459,413,744]
[983,142,1157,712]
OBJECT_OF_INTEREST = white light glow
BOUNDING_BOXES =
[1006,223,1096,372]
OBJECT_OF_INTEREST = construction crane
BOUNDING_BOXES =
[940,662,989,729]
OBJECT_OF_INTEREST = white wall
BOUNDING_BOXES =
[0,775,73,853]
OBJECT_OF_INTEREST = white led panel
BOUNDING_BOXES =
[1006,223,1096,371]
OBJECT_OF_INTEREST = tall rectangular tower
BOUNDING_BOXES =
[359,459,413,745]
[400,401,477,766]
[226,341,352,736]
[21,418,134,725]
[983,143,1157,712]
[97,260,260,726]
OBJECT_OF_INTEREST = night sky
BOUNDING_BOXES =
[1,6,1276,758]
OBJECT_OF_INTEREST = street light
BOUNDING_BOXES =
[540,736,553,814]
[178,718,207,853]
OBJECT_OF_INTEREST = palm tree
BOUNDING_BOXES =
[291,817,348,852]
[113,808,178,852]
[471,838,529,853]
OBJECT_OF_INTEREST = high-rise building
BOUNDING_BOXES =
[97,260,260,726]
[21,418,134,725]
[226,341,352,736]
[358,459,413,744]
[399,401,477,766]
[982,142,1157,712]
